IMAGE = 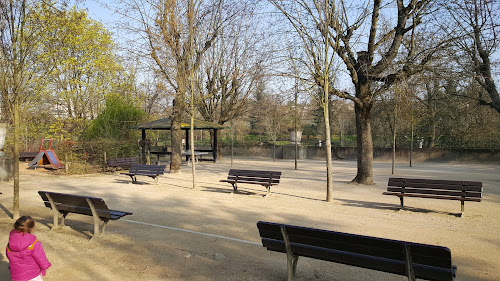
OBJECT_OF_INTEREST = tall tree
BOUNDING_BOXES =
[0,0,61,219]
[48,7,118,120]
[443,0,500,113]
[270,0,338,201]
[119,0,222,173]
[273,0,444,184]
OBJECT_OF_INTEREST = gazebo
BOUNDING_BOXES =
[131,117,227,162]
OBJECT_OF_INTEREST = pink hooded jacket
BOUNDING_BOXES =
[6,230,52,281]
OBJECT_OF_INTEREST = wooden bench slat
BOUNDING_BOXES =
[38,191,132,237]
[121,164,166,184]
[385,177,483,213]
[257,221,456,281]
[383,192,482,202]
[388,178,483,192]
[258,222,452,268]
[386,187,482,198]
[220,169,281,195]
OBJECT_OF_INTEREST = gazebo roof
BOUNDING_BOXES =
[132,117,227,130]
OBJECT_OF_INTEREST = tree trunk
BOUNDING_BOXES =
[352,99,374,185]
[324,102,334,202]
[13,99,20,220]
[170,88,185,173]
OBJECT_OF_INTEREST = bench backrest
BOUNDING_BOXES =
[388,178,482,200]
[257,221,455,281]
[227,169,281,185]
[129,164,166,175]
[38,191,112,219]
[107,157,139,167]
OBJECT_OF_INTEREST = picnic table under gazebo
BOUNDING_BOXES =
[131,117,227,163]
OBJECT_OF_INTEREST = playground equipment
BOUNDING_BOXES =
[28,139,65,169]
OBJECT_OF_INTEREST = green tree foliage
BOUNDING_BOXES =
[83,95,145,140]
[46,7,118,119]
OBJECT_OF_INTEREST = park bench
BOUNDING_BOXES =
[106,157,139,170]
[121,163,166,184]
[257,221,457,281]
[19,151,38,161]
[383,177,482,214]
[220,169,281,196]
[38,191,132,238]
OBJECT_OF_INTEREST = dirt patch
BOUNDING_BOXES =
[0,159,498,280]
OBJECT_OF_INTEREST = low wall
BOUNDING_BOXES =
[219,145,500,163]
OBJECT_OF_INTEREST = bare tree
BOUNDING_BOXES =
[269,0,339,201]
[273,0,445,184]
[0,1,61,219]
[196,3,266,156]
[443,0,500,113]
[118,0,222,173]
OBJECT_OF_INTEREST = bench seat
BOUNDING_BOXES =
[220,169,281,196]
[38,191,132,238]
[258,221,457,281]
[106,157,139,170]
[383,178,482,213]
[121,164,166,184]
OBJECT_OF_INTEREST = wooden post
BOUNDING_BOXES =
[213,129,218,162]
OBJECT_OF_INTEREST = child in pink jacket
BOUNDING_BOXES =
[6,216,52,281]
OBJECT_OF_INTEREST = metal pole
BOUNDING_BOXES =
[410,104,414,167]
[294,83,298,170]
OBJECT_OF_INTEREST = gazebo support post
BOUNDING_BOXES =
[213,129,218,162]
[140,129,147,164]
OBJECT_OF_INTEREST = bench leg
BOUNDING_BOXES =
[86,198,102,238]
[280,226,299,281]
[101,219,109,234]
[46,194,61,228]
[452,265,457,281]
[400,196,404,209]
[404,244,416,281]
[231,183,238,193]
[60,212,68,227]
[461,200,464,213]
[265,186,271,197]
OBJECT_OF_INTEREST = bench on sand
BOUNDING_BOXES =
[106,157,139,170]
[220,169,281,196]
[19,151,38,161]
[257,221,457,281]
[38,191,132,238]
[121,164,166,184]
[383,177,482,214]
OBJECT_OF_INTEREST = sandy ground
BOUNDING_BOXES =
[0,157,498,281]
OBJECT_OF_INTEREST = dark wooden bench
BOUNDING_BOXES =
[106,157,139,170]
[257,221,457,281]
[38,191,132,238]
[383,177,482,213]
[19,151,38,161]
[121,164,166,184]
[220,169,281,196]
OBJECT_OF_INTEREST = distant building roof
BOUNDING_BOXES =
[131,117,227,130]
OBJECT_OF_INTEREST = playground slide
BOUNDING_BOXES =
[28,152,45,168]
[28,150,64,169]
[45,150,64,169]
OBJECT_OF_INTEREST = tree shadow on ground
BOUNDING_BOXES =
[0,203,12,218]
[37,216,94,240]
[0,257,9,281]
[335,198,461,217]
